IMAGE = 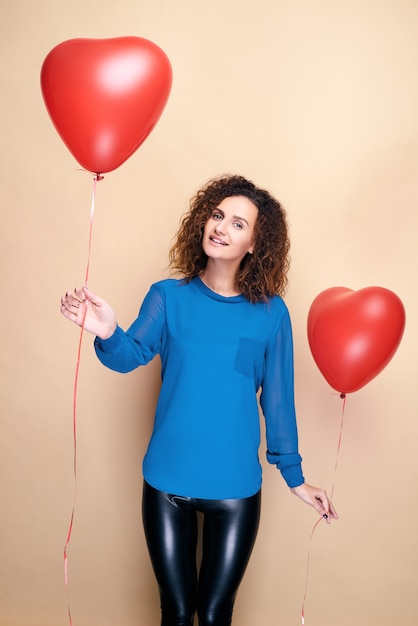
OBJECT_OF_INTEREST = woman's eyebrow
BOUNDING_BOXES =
[233,215,249,226]
[213,207,249,226]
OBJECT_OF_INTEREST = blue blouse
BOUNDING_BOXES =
[94,277,304,499]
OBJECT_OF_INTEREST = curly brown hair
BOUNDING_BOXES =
[169,174,290,303]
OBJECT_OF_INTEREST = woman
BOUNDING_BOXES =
[61,175,337,626]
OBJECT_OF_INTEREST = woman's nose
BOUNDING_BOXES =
[214,220,225,234]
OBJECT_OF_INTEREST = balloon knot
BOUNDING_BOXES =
[95,174,104,181]
[340,393,346,399]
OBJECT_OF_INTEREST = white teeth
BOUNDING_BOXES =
[211,236,227,245]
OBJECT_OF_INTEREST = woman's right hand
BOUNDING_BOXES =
[60,286,117,340]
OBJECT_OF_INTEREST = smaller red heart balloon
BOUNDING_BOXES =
[41,37,172,174]
[307,287,405,394]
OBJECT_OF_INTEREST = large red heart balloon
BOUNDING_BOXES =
[41,37,172,174]
[307,287,405,394]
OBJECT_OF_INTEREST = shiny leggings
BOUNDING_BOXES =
[142,481,261,626]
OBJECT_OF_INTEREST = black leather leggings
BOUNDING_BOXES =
[142,481,261,626]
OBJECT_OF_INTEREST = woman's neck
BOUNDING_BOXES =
[200,263,241,297]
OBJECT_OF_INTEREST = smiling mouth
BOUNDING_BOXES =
[210,236,228,246]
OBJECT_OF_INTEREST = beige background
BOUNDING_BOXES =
[1,1,417,625]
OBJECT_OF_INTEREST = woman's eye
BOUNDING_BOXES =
[213,213,222,220]
[233,222,243,229]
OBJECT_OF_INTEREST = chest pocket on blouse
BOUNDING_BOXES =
[234,337,265,380]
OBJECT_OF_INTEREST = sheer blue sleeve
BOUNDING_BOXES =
[260,304,304,488]
[94,283,165,373]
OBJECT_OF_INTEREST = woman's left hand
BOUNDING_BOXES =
[290,483,338,524]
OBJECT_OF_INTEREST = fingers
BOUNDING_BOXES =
[316,495,332,523]
[292,483,338,523]
[62,289,81,307]
[315,493,339,524]
[60,287,86,324]
[313,491,328,516]
[81,285,107,308]
[74,286,86,301]
[62,285,95,308]
[327,500,339,520]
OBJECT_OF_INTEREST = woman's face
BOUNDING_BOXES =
[202,195,258,265]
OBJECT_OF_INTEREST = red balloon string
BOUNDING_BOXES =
[301,393,346,625]
[63,174,102,626]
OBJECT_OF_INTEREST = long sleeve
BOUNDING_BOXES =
[94,283,166,373]
[260,305,304,488]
